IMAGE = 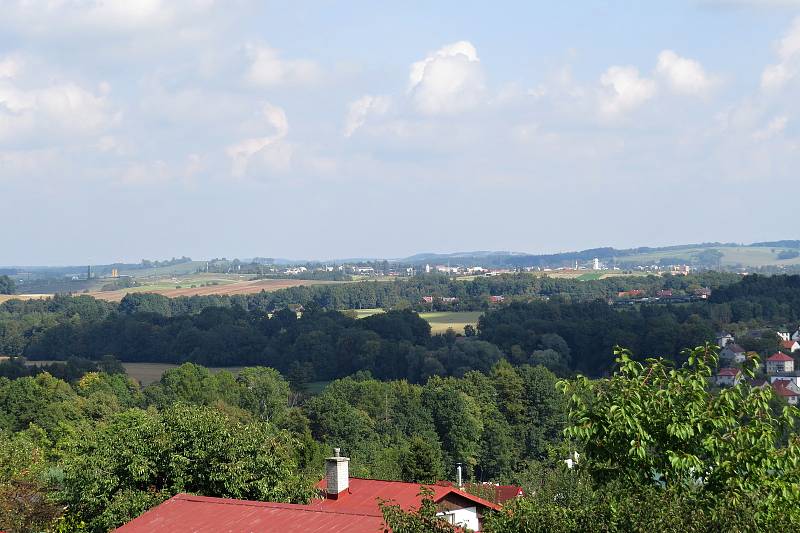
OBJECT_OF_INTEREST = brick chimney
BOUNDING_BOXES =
[325,448,349,499]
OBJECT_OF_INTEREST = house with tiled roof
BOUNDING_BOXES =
[714,367,742,387]
[773,380,800,405]
[767,352,795,374]
[780,340,800,353]
[720,343,747,364]
[716,332,734,348]
[116,449,500,532]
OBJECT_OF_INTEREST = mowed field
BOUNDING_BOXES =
[0,293,52,303]
[89,277,342,302]
[350,309,483,334]
[419,311,483,334]
[620,246,800,268]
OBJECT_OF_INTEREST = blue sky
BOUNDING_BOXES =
[1,0,799,264]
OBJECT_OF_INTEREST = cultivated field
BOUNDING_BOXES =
[347,309,483,334]
[419,311,483,334]
[619,246,800,268]
[0,293,52,303]
[89,278,341,302]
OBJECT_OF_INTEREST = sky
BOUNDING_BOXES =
[1,0,800,265]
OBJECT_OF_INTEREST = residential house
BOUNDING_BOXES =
[656,289,673,298]
[618,289,643,298]
[720,343,746,364]
[780,340,800,353]
[792,328,800,343]
[421,296,434,304]
[773,380,800,405]
[489,295,505,303]
[716,332,735,348]
[767,352,795,374]
[694,287,712,299]
[714,367,742,387]
[115,449,500,532]
[778,331,791,342]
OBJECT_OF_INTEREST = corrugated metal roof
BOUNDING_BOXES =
[115,477,501,532]
[114,494,387,533]
[313,477,501,513]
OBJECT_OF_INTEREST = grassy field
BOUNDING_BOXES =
[419,311,483,334]
[347,308,482,334]
[351,308,385,318]
[89,278,342,302]
[620,246,800,268]
[0,293,53,303]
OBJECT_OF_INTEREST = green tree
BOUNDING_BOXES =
[558,344,800,525]
[236,366,291,422]
[59,404,314,532]
[399,435,445,484]
[0,275,15,295]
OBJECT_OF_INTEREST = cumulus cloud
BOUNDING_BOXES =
[343,94,391,137]
[598,66,656,118]
[761,17,800,90]
[408,41,485,114]
[656,50,715,95]
[226,103,290,177]
[245,44,320,86]
[0,57,116,145]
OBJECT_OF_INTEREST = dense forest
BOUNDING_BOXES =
[2,346,797,531]
[0,357,565,531]
[2,274,799,379]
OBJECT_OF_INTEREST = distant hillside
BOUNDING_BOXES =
[399,241,800,270]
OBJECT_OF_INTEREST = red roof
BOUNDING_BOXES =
[768,352,794,362]
[312,477,501,514]
[773,381,800,397]
[781,340,798,349]
[444,483,523,504]
[116,478,500,532]
[114,494,385,533]
[717,367,741,377]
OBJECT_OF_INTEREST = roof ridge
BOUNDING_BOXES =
[173,494,385,518]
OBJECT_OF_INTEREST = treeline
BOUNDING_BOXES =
[0,275,14,295]
[111,271,739,315]
[24,308,507,383]
[0,358,565,531]
[709,273,800,323]
[2,273,799,379]
[479,301,716,375]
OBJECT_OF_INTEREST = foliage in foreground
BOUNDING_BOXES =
[385,344,800,532]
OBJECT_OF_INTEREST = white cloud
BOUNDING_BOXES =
[0,57,21,79]
[1,0,218,33]
[408,41,485,114]
[752,115,788,140]
[245,44,320,86]
[343,94,391,137]
[761,17,800,90]
[656,50,714,95]
[0,57,116,145]
[226,103,290,177]
[598,66,656,118]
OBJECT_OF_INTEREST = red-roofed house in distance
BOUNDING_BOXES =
[714,367,742,387]
[720,343,747,364]
[116,449,500,532]
[767,352,795,375]
[780,340,800,353]
[773,380,800,405]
